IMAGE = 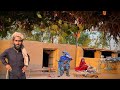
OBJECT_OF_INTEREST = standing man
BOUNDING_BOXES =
[58,51,72,77]
[0,32,29,79]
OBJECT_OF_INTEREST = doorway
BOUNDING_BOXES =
[43,49,56,68]
[101,51,112,58]
[118,53,120,57]
[43,51,49,67]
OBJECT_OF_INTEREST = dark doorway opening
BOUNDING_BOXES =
[43,51,49,67]
[118,53,120,57]
[101,51,112,58]
[83,50,95,58]
[43,49,55,68]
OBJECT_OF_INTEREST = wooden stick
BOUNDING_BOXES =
[6,70,9,79]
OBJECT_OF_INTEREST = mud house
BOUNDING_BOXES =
[76,47,119,72]
[0,40,120,77]
[0,40,83,72]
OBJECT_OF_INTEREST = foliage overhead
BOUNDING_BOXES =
[0,11,120,43]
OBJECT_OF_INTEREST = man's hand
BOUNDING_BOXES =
[5,64,12,71]
[22,66,27,73]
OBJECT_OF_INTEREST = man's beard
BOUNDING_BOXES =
[14,44,22,50]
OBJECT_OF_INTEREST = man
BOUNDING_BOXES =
[0,32,29,79]
[58,51,72,77]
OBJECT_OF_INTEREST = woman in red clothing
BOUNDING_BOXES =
[75,58,88,71]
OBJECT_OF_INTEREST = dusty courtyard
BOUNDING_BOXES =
[0,69,120,79]
[26,69,120,79]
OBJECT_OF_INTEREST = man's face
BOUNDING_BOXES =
[13,36,23,50]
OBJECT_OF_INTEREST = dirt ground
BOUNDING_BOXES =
[26,69,120,79]
[1,69,120,79]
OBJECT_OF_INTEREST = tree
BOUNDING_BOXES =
[78,31,91,47]
[0,11,120,44]
[89,31,109,49]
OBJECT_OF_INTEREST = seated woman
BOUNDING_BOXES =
[75,58,88,72]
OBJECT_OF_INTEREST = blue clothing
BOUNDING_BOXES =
[60,56,71,61]
[58,52,72,76]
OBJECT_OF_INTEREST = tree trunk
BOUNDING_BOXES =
[51,36,54,43]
